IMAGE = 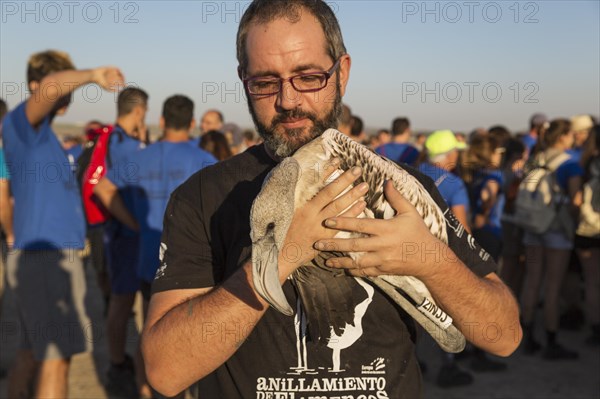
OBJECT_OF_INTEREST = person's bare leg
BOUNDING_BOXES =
[107,293,136,363]
[8,350,38,399]
[35,358,70,399]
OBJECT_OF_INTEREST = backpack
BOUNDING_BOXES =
[78,125,114,225]
[511,151,570,234]
[577,158,600,237]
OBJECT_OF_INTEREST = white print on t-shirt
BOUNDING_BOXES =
[257,279,390,398]
[444,208,465,239]
[155,242,168,280]
[444,209,491,261]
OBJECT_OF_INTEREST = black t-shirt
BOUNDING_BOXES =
[153,144,496,399]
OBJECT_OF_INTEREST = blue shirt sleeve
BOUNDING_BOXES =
[399,146,420,166]
[4,102,51,146]
[556,160,584,191]
[450,179,470,211]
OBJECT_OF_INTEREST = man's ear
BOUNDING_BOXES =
[159,116,165,131]
[338,54,352,97]
[189,118,196,132]
[237,66,244,80]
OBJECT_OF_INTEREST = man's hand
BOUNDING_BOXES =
[277,161,368,281]
[91,67,125,92]
[315,180,445,279]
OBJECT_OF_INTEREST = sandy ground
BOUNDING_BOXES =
[0,259,598,399]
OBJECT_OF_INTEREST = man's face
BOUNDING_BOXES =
[201,111,223,133]
[242,13,350,158]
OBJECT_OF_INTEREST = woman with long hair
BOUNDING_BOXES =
[520,119,583,359]
[460,135,505,261]
[199,130,234,161]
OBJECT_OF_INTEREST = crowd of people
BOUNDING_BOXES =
[0,1,598,398]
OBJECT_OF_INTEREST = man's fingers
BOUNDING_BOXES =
[323,256,381,276]
[384,180,416,215]
[322,215,384,235]
[322,182,368,218]
[313,166,362,210]
[338,199,367,219]
[315,236,374,253]
[323,157,341,177]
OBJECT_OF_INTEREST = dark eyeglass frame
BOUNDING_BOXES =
[243,58,342,96]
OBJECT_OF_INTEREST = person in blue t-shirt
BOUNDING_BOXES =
[418,130,475,387]
[460,135,506,261]
[128,95,217,296]
[522,113,548,156]
[520,119,584,360]
[418,130,470,229]
[375,117,420,166]
[92,87,148,397]
[97,95,216,397]
[0,99,13,343]
[1,50,124,399]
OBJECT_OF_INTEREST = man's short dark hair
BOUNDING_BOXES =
[117,87,149,117]
[0,98,7,121]
[237,0,346,73]
[391,117,410,136]
[163,95,194,130]
[340,104,352,126]
[351,115,363,137]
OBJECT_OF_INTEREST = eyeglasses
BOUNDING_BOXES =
[243,58,342,96]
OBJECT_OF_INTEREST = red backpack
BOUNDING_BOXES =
[80,125,114,225]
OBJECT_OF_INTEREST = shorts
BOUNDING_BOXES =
[6,249,92,361]
[574,234,600,250]
[522,229,573,250]
[105,233,140,295]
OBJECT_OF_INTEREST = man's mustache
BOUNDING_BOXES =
[270,109,317,129]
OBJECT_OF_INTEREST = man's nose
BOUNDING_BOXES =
[277,80,302,111]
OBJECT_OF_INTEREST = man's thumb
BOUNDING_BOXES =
[384,180,416,215]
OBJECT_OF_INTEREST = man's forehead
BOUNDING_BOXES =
[244,14,329,71]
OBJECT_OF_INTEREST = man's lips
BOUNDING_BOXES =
[278,118,308,128]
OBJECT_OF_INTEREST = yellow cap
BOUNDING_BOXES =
[425,130,461,157]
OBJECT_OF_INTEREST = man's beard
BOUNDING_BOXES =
[248,84,342,159]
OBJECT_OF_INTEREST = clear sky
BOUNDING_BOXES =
[1,0,599,133]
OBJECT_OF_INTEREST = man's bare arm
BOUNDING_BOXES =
[0,179,14,245]
[142,262,269,397]
[26,67,123,128]
[93,177,139,231]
